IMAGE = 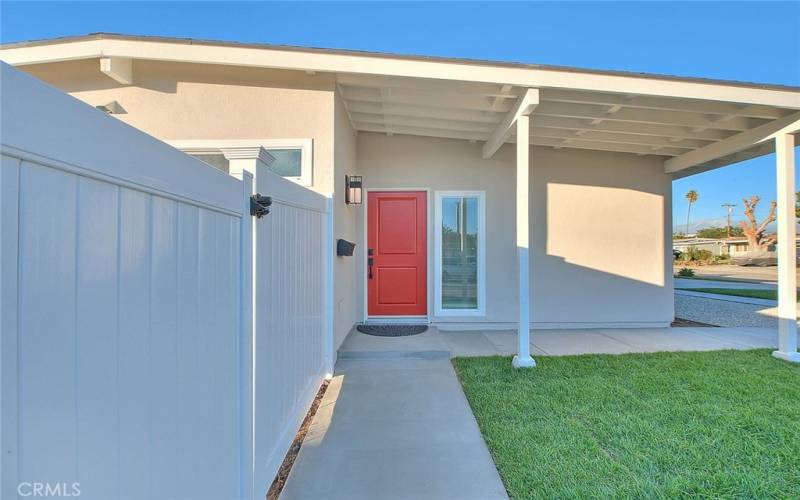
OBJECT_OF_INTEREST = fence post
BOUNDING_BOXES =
[1,155,21,499]
[234,170,255,500]
[323,197,335,377]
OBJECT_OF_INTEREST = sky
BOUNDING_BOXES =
[2,1,798,233]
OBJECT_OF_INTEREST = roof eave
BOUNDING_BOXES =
[1,33,799,109]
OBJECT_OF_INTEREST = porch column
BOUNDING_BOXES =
[513,114,536,368]
[773,132,800,363]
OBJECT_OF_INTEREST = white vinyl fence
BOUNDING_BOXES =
[0,63,332,499]
[252,167,332,490]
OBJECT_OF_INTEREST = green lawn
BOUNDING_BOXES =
[677,287,800,302]
[453,351,800,499]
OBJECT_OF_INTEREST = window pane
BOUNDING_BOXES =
[266,148,302,177]
[189,153,229,173]
[441,196,479,310]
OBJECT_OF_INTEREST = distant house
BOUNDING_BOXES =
[672,236,799,258]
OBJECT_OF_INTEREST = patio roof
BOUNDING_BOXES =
[1,33,799,177]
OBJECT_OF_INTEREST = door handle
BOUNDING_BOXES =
[368,248,374,279]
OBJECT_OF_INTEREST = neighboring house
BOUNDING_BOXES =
[3,34,799,365]
[673,236,799,258]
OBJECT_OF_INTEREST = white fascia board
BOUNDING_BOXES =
[664,111,800,174]
[2,38,799,109]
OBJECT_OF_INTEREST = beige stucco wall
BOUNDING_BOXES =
[21,59,337,193]
[332,90,360,350]
[357,132,674,327]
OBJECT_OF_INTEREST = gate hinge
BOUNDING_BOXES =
[250,194,272,218]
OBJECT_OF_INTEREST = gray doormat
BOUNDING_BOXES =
[356,324,428,337]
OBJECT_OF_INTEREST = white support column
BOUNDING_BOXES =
[513,114,536,368]
[773,133,800,363]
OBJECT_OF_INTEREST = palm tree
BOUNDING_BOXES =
[685,190,698,236]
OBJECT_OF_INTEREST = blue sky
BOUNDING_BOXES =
[2,1,798,232]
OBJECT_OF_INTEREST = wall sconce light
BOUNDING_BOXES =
[345,175,363,205]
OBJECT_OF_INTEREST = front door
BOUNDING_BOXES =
[367,191,427,316]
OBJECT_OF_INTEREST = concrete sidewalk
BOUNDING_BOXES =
[279,356,508,500]
[674,288,778,307]
[338,325,783,359]
[674,277,778,290]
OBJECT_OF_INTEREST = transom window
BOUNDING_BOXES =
[435,191,486,316]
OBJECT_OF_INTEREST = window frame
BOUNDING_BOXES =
[167,138,313,186]
[434,190,486,317]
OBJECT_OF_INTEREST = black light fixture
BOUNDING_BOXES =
[345,175,363,205]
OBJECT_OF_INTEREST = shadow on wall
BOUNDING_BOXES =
[530,149,672,324]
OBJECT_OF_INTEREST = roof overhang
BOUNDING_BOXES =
[3,34,799,177]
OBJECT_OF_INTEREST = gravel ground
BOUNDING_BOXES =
[674,294,778,328]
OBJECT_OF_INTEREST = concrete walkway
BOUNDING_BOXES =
[280,356,508,500]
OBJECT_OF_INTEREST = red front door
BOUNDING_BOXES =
[368,191,427,316]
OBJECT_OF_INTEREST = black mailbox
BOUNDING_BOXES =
[337,239,356,257]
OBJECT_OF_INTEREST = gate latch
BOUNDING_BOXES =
[250,194,272,218]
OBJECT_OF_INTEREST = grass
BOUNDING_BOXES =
[453,351,800,499]
[677,287,800,302]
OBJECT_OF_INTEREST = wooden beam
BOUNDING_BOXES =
[99,56,133,85]
[355,122,484,142]
[522,136,686,156]
[529,126,706,150]
[337,73,510,96]
[339,84,514,113]
[352,114,494,134]
[541,89,788,119]
[664,111,800,173]
[344,100,502,124]
[530,115,734,141]
[482,88,539,158]
[535,101,759,131]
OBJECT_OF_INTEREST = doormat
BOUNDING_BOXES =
[356,324,428,337]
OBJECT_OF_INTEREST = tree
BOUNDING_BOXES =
[696,227,744,239]
[796,191,800,219]
[685,190,699,235]
[740,196,776,251]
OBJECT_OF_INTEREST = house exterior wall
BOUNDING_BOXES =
[332,90,361,350]
[20,59,337,193]
[20,60,674,332]
[357,132,674,327]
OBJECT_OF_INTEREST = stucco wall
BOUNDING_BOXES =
[21,60,673,330]
[332,90,360,351]
[21,59,337,193]
[357,132,674,327]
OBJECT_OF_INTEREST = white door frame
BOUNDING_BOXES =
[362,187,433,324]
